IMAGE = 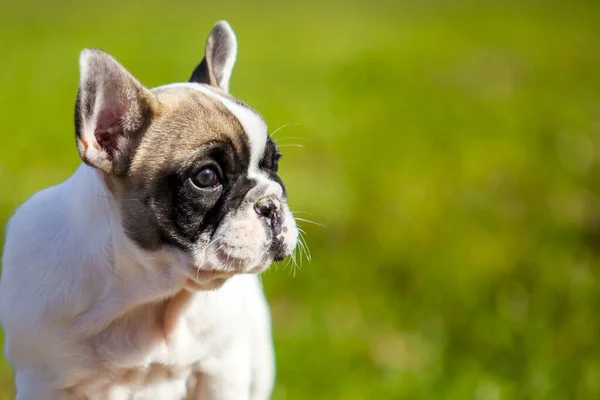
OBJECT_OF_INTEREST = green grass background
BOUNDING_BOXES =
[1,0,600,398]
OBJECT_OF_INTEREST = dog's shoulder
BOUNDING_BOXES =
[4,164,109,254]
[0,165,110,330]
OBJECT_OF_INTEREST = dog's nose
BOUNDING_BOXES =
[255,196,283,236]
[254,196,281,220]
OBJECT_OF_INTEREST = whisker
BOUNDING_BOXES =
[299,233,312,262]
[279,257,289,272]
[269,123,301,138]
[284,257,293,273]
[294,217,325,227]
[289,248,300,277]
[273,136,311,142]
[298,232,309,263]
[293,225,312,264]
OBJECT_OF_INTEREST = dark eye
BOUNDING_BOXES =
[190,167,220,189]
[273,153,282,173]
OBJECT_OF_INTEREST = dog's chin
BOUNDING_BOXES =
[182,252,273,291]
[185,265,269,291]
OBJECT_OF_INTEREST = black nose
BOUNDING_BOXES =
[255,196,280,219]
[255,196,283,235]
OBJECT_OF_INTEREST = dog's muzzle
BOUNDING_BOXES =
[255,195,289,262]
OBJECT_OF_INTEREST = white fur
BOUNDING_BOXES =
[0,165,276,399]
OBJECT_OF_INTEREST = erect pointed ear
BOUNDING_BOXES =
[75,49,154,175]
[189,21,238,92]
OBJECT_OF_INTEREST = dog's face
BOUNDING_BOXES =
[74,21,297,288]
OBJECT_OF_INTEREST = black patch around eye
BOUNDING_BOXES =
[121,138,258,253]
[171,170,223,242]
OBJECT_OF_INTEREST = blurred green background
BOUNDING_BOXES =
[1,0,600,398]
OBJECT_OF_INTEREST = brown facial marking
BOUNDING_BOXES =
[125,85,246,186]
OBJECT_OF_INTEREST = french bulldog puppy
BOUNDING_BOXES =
[0,20,297,400]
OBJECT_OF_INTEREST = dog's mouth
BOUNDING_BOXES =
[269,237,288,262]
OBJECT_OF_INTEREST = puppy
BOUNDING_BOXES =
[0,20,297,400]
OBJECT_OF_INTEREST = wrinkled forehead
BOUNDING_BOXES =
[131,83,268,176]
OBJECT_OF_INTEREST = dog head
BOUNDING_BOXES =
[74,21,297,289]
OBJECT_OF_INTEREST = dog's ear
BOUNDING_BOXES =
[75,49,154,175]
[189,21,238,92]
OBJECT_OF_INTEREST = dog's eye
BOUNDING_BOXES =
[273,153,282,173]
[190,167,220,189]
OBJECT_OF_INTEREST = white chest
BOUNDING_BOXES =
[63,283,247,399]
